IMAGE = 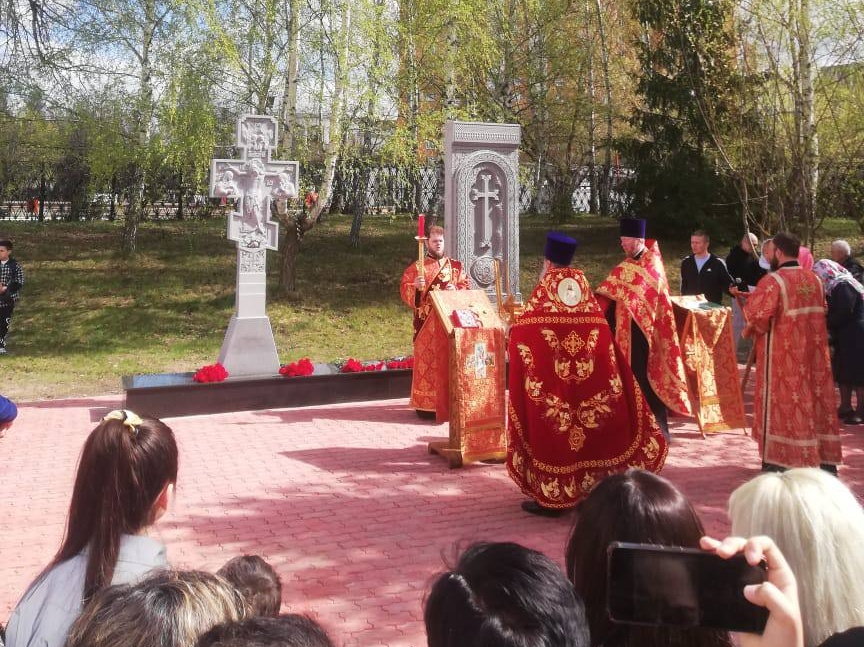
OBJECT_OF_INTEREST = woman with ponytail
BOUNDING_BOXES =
[5,410,178,647]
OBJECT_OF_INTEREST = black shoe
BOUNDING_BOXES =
[838,406,854,420]
[415,409,437,420]
[761,462,786,473]
[820,463,839,476]
[521,500,567,517]
[843,414,863,426]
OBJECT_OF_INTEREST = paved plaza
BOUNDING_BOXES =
[2,392,863,646]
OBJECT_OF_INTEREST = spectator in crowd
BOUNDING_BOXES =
[0,238,24,354]
[830,240,864,283]
[218,555,283,617]
[680,229,736,305]
[726,232,767,353]
[812,259,864,424]
[728,468,864,647]
[759,238,775,271]
[818,627,864,647]
[65,570,246,647]
[0,393,17,438]
[425,541,589,647]
[564,469,732,647]
[726,232,767,293]
[700,535,804,647]
[197,615,335,647]
[5,410,178,647]
[798,245,815,271]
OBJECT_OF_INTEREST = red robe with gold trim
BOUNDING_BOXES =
[400,257,470,412]
[507,267,668,509]
[595,240,693,417]
[743,265,841,467]
[400,257,470,337]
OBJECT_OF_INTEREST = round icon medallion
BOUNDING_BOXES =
[557,277,582,306]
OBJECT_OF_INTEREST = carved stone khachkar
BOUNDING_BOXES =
[209,115,299,376]
[444,120,521,304]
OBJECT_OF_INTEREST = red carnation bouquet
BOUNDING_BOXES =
[280,358,315,377]
[340,358,365,373]
[193,363,229,383]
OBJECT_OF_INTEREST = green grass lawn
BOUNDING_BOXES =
[2,214,861,401]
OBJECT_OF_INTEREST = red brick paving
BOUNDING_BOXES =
[2,392,863,646]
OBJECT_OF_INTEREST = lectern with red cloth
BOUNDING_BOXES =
[421,289,507,467]
[669,295,747,435]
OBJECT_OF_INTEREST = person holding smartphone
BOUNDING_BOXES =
[700,535,804,647]
[565,469,732,647]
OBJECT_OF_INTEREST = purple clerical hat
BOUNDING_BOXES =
[619,218,646,238]
[544,232,578,266]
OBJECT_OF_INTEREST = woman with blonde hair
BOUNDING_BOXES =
[65,570,247,647]
[729,468,864,646]
[5,410,178,647]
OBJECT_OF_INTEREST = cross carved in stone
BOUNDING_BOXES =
[207,115,299,376]
[210,115,298,253]
[470,172,500,249]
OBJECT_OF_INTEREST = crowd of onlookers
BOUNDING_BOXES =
[2,411,863,647]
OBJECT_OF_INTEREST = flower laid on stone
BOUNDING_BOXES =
[193,363,229,383]
[340,358,365,373]
[280,358,314,377]
[386,357,414,370]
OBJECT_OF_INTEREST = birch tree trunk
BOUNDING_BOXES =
[594,0,613,217]
[796,0,818,245]
[309,0,351,222]
[279,0,300,154]
[122,0,155,254]
[585,0,599,215]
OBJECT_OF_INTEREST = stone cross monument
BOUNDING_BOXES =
[209,115,298,376]
[443,120,521,303]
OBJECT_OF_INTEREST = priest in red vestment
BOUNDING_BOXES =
[740,232,841,472]
[595,218,693,440]
[508,232,668,516]
[400,225,470,417]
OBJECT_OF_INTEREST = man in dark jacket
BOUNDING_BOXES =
[726,232,767,292]
[0,239,24,354]
[725,232,768,358]
[680,230,735,304]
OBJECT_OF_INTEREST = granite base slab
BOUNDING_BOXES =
[123,366,413,418]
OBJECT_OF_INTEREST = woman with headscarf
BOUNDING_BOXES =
[812,259,864,424]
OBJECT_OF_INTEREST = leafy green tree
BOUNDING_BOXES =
[623,0,743,238]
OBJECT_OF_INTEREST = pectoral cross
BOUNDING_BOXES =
[470,173,500,248]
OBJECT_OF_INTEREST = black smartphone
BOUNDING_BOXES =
[606,541,769,634]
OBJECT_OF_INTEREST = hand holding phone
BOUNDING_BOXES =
[701,536,804,647]
[606,541,769,633]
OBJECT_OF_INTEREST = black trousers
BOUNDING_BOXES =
[0,302,14,345]
[630,320,670,440]
[606,303,670,440]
